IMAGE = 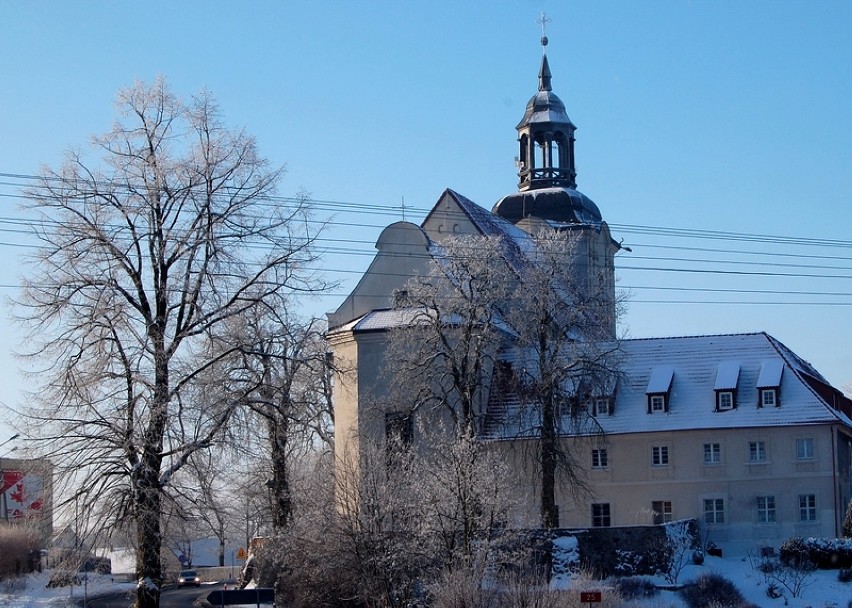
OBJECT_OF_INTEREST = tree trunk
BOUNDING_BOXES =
[540,394,558,529]
[270,414,291,530]
[135,463,163,608]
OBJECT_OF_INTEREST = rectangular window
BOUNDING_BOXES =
[385,412,413,448]
[652,500,673,524]
[796,438,814,460]
[592,503,611,527]
[760,388,777,407]
[650,394,666,412]
[757,496,776,523]
[652,445,669,466]
[593,398,610,416]
[749,441,767,463]
[704,498,725,524]
[592,448,608,469]
[799,494,816,522]
[717,391,734,411]
[703,443,721,464]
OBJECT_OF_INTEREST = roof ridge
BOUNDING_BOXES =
[622,331,766,343]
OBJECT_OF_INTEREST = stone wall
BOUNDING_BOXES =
[549,519,699,578]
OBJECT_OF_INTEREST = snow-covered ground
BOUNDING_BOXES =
[0,554,850,607]
[617,554,850,607]
[0,571,136,608]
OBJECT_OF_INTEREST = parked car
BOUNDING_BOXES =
[177,569,201,587]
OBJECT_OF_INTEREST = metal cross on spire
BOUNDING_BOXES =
[537,11,552,50]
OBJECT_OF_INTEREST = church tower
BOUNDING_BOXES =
[492,32,620,338]
[517,38,577,192]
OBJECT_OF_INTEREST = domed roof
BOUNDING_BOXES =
[492,187,602,225]
[517,54,575,130]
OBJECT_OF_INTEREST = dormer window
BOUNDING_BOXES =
[592,397,612,416]
[714,361,740,411]
[646,365,674,414]
[757,359,784,407]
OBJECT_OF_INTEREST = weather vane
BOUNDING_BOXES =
[537,11,551,50]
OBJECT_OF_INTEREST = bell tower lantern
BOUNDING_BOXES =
[516,35,577,191]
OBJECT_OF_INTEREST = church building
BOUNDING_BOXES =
[326,36,852,553]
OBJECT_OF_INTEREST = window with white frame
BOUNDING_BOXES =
[593,398,610,416]
[799,494,816,522]
[646,365,673,413]
[592,503,611,527]
[749,441,767,463]
[592,448,608,469]
[760,388,778,407]
[652,500,673,524]
[703,442,721,464]
[717,391,734,411]
[796,437,814,460]
[704,498,725,524]
[757,496,776,523]
[652,445,669,466]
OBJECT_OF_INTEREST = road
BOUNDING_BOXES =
[83,582,229,608]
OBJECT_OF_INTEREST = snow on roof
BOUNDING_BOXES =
[351,309,419,332]
[442,190,537,272]
[714,361,741,390]
[347,307,517,337]
[757,358,784,388]
[483,332,852,439]
[645,365,674,394]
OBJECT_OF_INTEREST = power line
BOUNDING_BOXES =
[3,171,852,307]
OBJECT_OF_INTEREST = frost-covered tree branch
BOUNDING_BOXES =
[14,78,328,608]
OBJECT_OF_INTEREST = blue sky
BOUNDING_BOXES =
[1,1,851,443]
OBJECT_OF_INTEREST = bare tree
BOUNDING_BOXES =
[229,306,334,531]
[165,450,236,567]
[505,228,623,528]
[388,229,622,530]
[388,235,512,437]
[412,422,516,569]
[15,78,325,608]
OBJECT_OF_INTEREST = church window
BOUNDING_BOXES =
[385,412,413,451]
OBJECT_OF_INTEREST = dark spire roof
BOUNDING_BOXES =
[539,52,552,92]
[493,32,603,225]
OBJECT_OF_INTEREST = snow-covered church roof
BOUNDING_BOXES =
[483,332,852,439]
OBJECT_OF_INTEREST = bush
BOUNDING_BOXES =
[780,536,852,569]
[613,577,657,600]
[678,572,755,608]
[0,526,41,577]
